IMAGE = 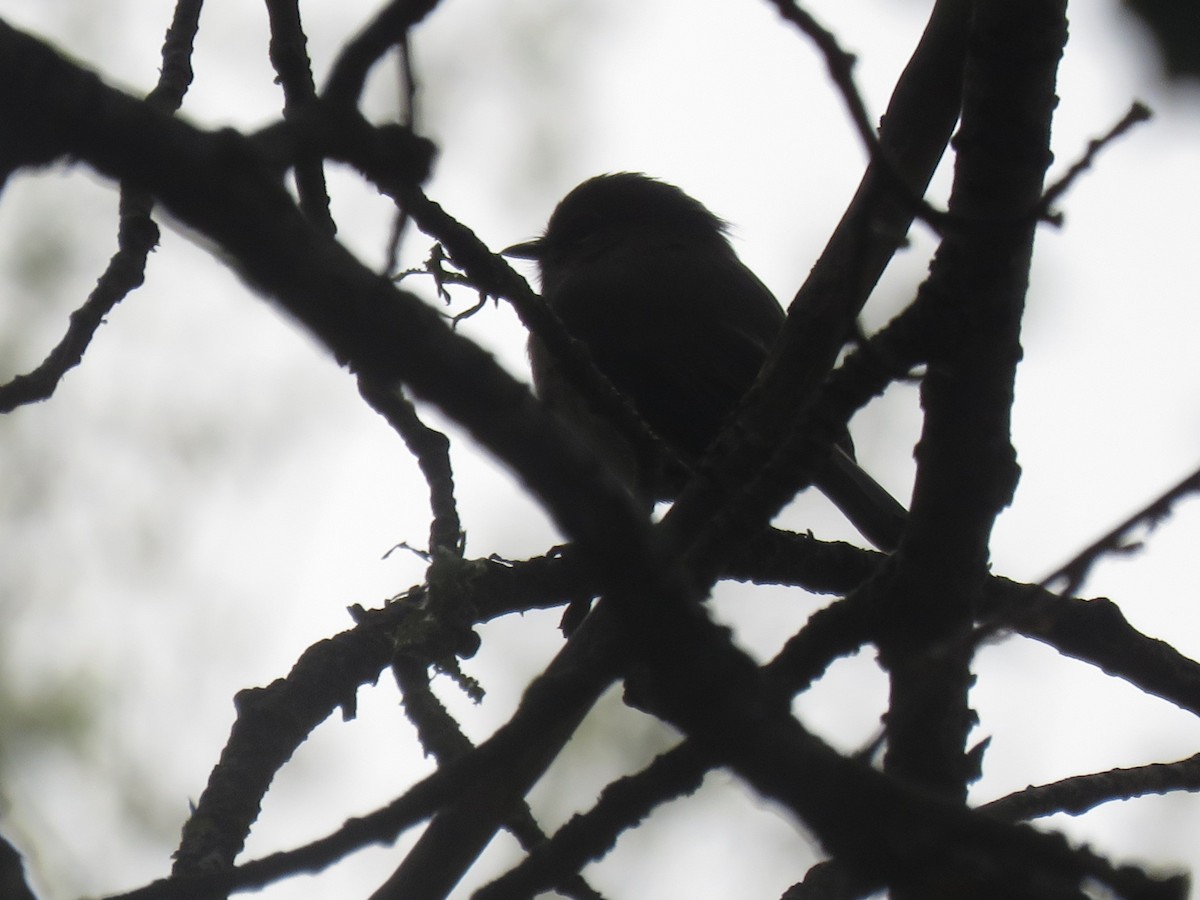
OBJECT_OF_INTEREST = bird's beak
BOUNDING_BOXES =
[501,238,544,260]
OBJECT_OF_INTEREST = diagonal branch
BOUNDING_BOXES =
[981,753,1200,822]
[388,657,604,900]
[323,0,442,106]
[763,0,948,230]
[663,0,972,566]
[879,0,1066,808]
[0,0,202,413]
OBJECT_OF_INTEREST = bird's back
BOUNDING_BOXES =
[534,234,783,494]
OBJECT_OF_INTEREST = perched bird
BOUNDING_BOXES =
[507,173,904,549]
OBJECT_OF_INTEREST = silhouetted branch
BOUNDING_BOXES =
[662,0,972,567]
[383,658,605,900]
[1040,463,1200,598]
[878,0,1065,815]
[359,379,463,557]
[0,0,202,413]
[763,0,948,231]
[981,753,1200,822]
[323,0,442,106]
[265,0,335,234]
[474,741,710,900]
[1039,101,1154,224]
[172,601,405,874]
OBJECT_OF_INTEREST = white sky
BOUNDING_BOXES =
[1,1,1199,897]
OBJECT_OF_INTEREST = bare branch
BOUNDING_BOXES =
[662,0,972,569]
[1040,463,1200,598]
[762,0,948,231]
[981,754,1200,822]
[1039,101,1154,223]
[265,0,335,234]
[323,0,442,107]
[359,379,463,558]
[0,0,202,412]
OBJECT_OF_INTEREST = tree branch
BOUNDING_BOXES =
[879,0,1065,809]
[0,0,202,412]
[981,753,1200,822]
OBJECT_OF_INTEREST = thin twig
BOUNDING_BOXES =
[981,753,1200,822]
[1040,463,1200,598]
[763,0,948,232]
[359,377,463,558]
[386,659,604,900]
[1039,101,1153,223]
[0,0,202,413]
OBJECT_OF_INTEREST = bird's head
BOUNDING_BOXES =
[503,173,731,274]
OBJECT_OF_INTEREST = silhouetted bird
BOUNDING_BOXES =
[507,173,904,549]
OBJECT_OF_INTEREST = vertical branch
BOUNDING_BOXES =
[146,0,205,114]
[359,379,463,558]
[265,0,336,234]
[880,0,1068,805]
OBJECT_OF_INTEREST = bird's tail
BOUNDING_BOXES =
[814,446,908,552]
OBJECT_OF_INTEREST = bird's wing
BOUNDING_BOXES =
[549,242,783,459]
